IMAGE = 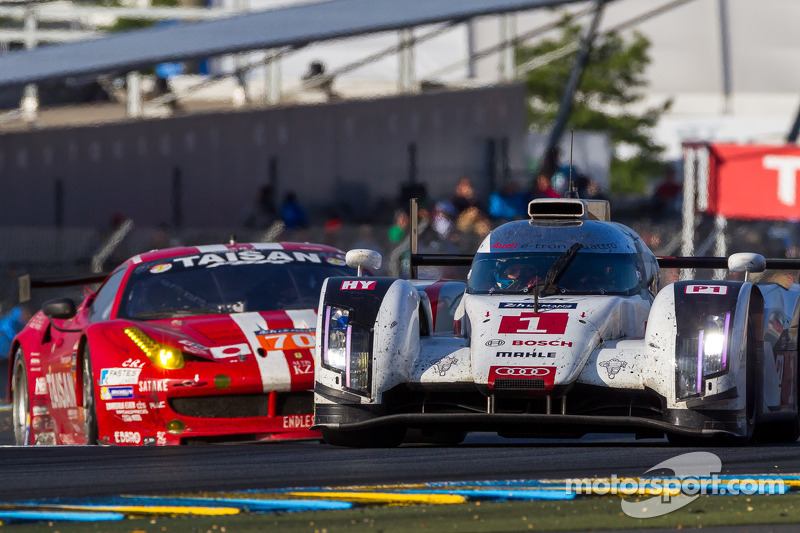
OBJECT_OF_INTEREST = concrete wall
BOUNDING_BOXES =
[0,84,526,227]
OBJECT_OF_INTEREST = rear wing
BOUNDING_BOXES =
[19,273,108,303]
[409,254,800,276]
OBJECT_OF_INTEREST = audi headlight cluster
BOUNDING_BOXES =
[323,307,349,371]
[701,314,730,376]
[676,312,731,400]
[124,327,184,370]
[322,306,372,395]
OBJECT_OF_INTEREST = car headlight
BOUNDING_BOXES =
[675,312,731,400]
[124,327,184,370]
[322,306,372,395]
[323,307,349,372]
[348,326,371,392]
[701,313,730,376]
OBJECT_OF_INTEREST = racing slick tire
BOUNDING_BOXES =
[11,349,31,445]
[753,350,800,443]
[321,426,405,448]
[81,345,99,445]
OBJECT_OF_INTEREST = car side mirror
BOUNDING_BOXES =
[728,253,766,281]
[42,298,77,320]
[346,249,382,277]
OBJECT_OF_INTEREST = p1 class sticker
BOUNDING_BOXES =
[150,263,172,274]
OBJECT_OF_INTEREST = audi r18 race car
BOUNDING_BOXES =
[9,242,356,445]
[313,198,800,446]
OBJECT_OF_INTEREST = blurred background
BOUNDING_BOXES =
[1,0,799,341]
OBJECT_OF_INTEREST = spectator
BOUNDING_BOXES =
[302,60,337,99]
[576,173,607,200]
[541,147,574,196]
[148,222,181,251]
[488,181,527,221]
[456,206,493,252]
[388,209,409,244]
[451,176,480,214]
[244,185,277,229]
[0,305,31,358]
[280,191,308,230]
[431,201,458,241]
[323,211,343,249]
[651,166,682,218]
[528,173,560,201]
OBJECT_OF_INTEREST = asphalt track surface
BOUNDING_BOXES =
[0,362,799,504]
[0,423,799,503]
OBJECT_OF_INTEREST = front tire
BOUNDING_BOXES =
[753,350,800,443]
[12,349,31,446]
[81,346,98,445]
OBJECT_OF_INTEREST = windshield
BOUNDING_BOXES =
[467,251,643,296]
[117,251,356,320]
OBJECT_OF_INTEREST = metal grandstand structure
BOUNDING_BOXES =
[0,0,596,122]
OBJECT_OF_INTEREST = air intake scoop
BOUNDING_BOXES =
[528,199,610,221]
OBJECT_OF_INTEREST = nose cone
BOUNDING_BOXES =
[466,295,613,392]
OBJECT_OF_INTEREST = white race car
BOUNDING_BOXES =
[313,199,800,446]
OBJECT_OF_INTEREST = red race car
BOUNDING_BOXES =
[9,242,355,445]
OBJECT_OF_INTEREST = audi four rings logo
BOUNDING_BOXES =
[494,367,551,377]
[485,339,505,347]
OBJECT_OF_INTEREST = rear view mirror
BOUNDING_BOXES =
[346,249,382,276]
[728,253,766,281]
[42,298,77,320]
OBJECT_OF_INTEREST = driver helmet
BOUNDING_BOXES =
[494,259,537,289]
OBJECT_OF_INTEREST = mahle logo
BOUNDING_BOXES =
[567,452,784,518]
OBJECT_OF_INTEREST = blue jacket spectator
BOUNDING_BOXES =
[0,306,29,358]
[280,192,309,230]
[488,181,527,221]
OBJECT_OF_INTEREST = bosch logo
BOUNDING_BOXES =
[485,339,505,347]
[494,367,550,377]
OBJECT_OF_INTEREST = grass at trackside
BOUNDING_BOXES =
[5,493,800,532]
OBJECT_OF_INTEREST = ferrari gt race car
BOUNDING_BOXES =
[314,198,800,446]
[10,242,356,445]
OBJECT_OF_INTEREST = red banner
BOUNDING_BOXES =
[705,143,800,220]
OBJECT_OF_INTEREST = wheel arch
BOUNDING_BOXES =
[75,333,94,407]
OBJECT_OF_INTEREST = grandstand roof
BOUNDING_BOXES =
[0,0,586,89]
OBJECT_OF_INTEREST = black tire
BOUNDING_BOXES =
[82,345,99,445]
[752,349,800,444]
[742,322,757,441]
[321,426,405,448]
[11,349,31,446]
